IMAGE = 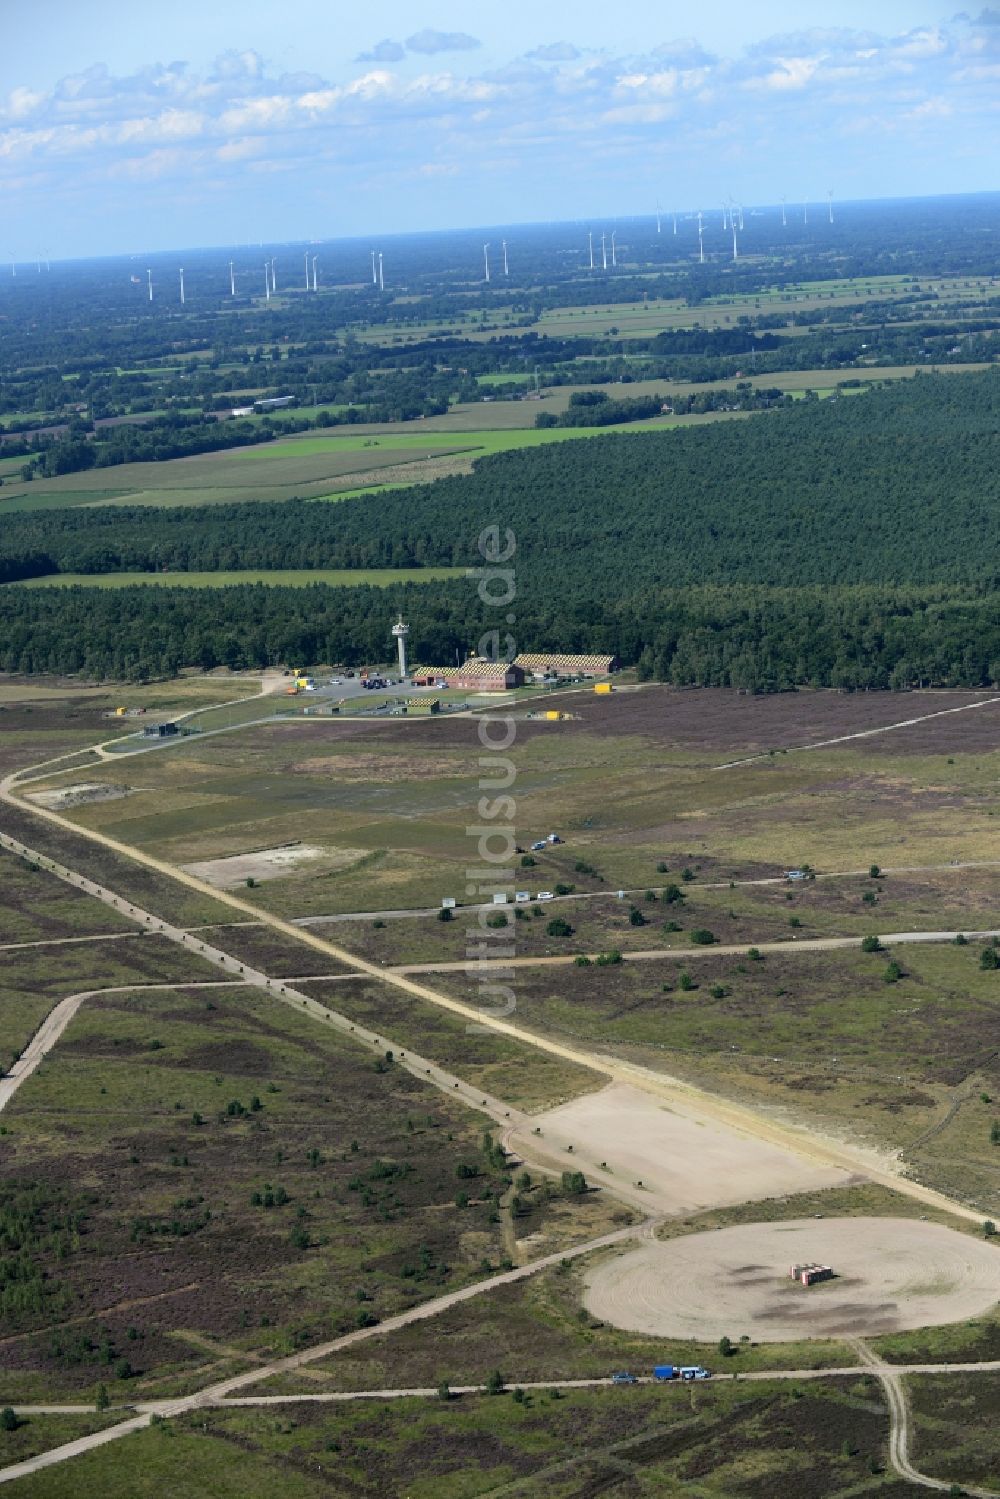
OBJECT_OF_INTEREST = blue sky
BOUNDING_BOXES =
[3,2,999,257]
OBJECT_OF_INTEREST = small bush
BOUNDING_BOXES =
[546,917,574,937]
[860,935,882,953]
[678,971,695,991]
[437,907,454,922]
[690,928,716,945]
[574,954,592,966]
[656,861,668,873]
[747,947,762,961]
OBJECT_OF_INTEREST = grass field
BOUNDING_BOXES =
[0,980,596,1405]
[0,1377,907,1499]
[10,568,464,590]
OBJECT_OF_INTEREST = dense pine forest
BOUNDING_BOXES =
[1,369,998,686]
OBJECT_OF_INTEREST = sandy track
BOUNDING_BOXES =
[583,1217,1000,1342]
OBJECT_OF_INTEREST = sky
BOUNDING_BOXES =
[2,1,999,257]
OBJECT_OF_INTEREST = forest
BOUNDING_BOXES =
[1,368,998,686]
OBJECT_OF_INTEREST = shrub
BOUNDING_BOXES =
[595,949,623,965]
[747,947,762,961]
[710,984,728,999]
[681,867,696,882]
[628,906,647,927]
[554,883,575,896]
[574,954,592,966]
[546,917,574,937]
[656,861,668,873]
[561,1170,587,1195]
[486,913,508,928]
[690,928,716,945]
[437,1381,452,1401]
[678,971,695,991]
[860,935,882,953]
[868,864,881,879]
[485,1369,505,1395]
[883,960,903,984]
[663,884,684,904]
[0,1408,18,1432]
[372,918,386,929]
[520,854,536,867]
[980,946,999,970]
[437,907,454,922]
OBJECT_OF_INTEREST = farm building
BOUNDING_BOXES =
[412,658,526,691]
[514,652,619,679]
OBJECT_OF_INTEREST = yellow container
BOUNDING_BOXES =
[594,682,613,694]
[544,710,561,720]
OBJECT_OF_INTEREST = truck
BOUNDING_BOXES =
[653,1365,676,1381]
[680,1366,711,1381]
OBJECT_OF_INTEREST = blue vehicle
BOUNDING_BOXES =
[653,1364,676,1381]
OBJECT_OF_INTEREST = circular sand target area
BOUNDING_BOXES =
[583,1218,1000,1342]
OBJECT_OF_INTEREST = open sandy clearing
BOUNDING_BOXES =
[509,1082,850,1216]
[584,1217,1000,1341]
[180,843,332,887]
[25,782,133,810]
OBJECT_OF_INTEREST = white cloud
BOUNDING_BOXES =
[525,42,581,62]
[357,40,406,63]
[405,29,480,55]
[3,16,999,249]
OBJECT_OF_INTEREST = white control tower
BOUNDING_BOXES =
[391,615,410,679]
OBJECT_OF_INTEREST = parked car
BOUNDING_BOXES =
[611,1372,637,1385]
[536,891,554,901]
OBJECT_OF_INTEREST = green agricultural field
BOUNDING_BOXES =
[0,414,733,512]
[11,568,464,590]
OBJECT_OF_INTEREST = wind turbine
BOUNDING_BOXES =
[611,230,617,268]
[311,256,318,291]
[502,239,508,276]
[655,201,662,234]
[264,264,270,301]
[147,269,153,302]
[803,199,809,225]
[229,260,236,296]
[672,210,677,235]
[731,221,738,262]
[722,204,727,231]
[738,203,744,231]
[781,197,787,228]
[827,190,834,225]
[304,252,310,290]
[483,243,490,282]
[378,252,384,292]
[697,211,704,264]
[601,231,607,271]
[179,268,185,305]
[271,259,277,292]
[588,230,594,270]
[8,253,15,278]
[371,249,377,285]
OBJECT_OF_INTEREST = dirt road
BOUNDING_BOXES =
[854,1341,998,1497]
[391,926,1000,974]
